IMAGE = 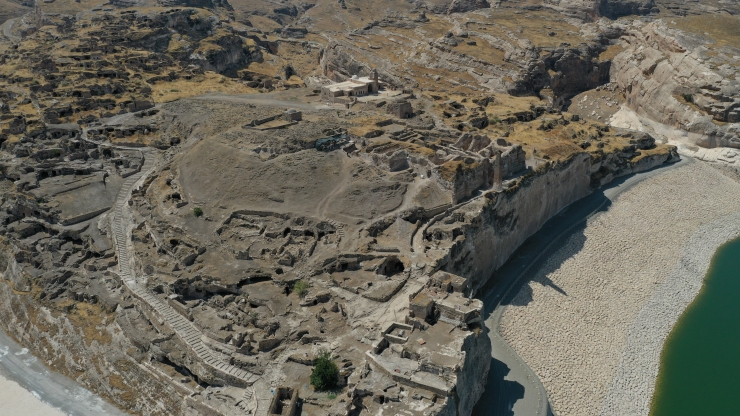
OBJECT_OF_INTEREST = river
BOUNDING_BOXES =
[650,237,740,415]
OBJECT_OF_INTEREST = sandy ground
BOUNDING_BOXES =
[0,376,66,416]
[500,160,740,415]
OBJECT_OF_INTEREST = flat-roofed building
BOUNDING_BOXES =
[321,69,381,101]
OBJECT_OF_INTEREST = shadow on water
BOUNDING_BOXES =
[473,356,525,416]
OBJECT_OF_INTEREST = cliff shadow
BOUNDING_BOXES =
[481,187,615,310]
[472,356,525,416]
[504,231,587,307]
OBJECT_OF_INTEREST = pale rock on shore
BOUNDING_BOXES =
[600,208,740,415]
[500,161,740,416]
[0,378,65,416]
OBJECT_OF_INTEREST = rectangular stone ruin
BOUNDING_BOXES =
[268,387,299,416]
[283,109,302,122]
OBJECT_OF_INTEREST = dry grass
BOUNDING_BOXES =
[466,9,585,48]
[631,145,674,163]
[55,299,113,346]
[38,0,106,14]
[108,374,135,402]
[438,160,481,182]
[599,44,625,61]
[668,15,740,48]
[151,72,258,103]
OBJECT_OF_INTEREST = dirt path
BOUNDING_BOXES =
[191,93,331,112]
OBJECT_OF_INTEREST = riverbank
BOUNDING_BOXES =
[0,328,124,416]
[499,160,740,415]
[0,376,65,416]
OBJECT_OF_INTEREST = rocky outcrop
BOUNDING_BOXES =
[511,44,612,104]
[426,138,678,293]
[544,0,657,21]
[611,21,740,149]
[427,154,593,293]
[448,0,490,14]
[453,329,492,415]
[0,249,187,415]
[189,33,262,73]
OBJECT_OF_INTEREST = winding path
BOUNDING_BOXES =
[109,151,262,409]
[474,158,690,416]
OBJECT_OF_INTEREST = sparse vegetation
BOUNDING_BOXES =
[193,207,203,217]
[310,350,339,391]
[682,93,694,104]
[293,280,308,298]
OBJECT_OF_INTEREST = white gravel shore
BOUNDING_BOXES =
[0,377,65,416]
[499,161,740,416]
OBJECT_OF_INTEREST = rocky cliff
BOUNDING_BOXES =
[544,0,657,21]
[0,248,186,415]
[424,141,677,293]
[611,20,740,148]
[428,154,593,293]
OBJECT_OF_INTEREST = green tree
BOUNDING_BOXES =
[193,207,203,217]
[310,350,339,391]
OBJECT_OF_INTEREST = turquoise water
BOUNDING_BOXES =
[651,237,740,415]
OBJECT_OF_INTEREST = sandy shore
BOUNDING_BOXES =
[499,160,740,415]
[0,376,66,416]
[0,330,124,416]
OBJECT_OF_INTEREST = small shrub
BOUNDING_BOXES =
[293,280,308,298]
[193,207,203,217]
[682,93,694,103]
[327,393,337,400]
[310,350,339,391]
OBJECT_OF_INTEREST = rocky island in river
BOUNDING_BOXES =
[0,0,738,414]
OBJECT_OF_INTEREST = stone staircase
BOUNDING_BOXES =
[110,152,261,389]
[237,386,258,414]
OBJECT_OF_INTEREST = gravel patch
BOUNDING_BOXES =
[499,161,740,416]
[599,209,740,415]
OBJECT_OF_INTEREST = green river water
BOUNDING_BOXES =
[650,237,740,415]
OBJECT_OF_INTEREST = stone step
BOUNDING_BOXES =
[108,156,260,385]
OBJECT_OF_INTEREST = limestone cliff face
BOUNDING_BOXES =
[189,33,262,74]
[611,21,740,148]
[510,44,612,103]
[447,0,491,14]
[427,154,593,293]
[454,329,493,415]
[426,143,678,294]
